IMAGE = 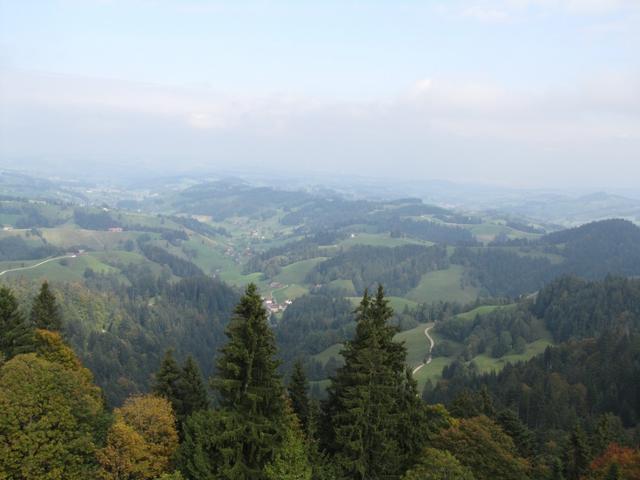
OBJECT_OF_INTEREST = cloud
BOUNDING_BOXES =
[1,70,639,186]
[462,6,511,22]
[458,0,640,20]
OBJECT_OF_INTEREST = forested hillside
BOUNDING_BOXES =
[2,177,640,478]
[424,276,640,479]
[2,281,639,479]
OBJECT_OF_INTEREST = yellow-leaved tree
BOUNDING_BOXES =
[0,330,107,480]
[98,394,179,480]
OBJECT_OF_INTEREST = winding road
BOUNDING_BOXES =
[412,322,435,375]
[0,255,76,277]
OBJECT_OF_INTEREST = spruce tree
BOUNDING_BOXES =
[497,409,534,458]
[322,285,425,479]
[210,283,287,479]
[153,349,182,415]
[30,281,62,331]
[288,359,310,433]
[0,286,34,360]
[566,424,591,480]
[177,355,208,421]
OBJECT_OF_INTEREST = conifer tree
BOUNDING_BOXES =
[264,406,312,480]
[550,458,565,480]
[566,424,591,480]
[30,281,62,331]
[176,355,208,421]
[153,349,182,414]
[288,359,310,433]
[322,285,425,479]
[0,286,34,360]
[209,282,287,479]
[497,409,534,458]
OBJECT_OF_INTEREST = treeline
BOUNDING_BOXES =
[451,247,555,297]
[453,219,640,298]
[384,218,479,244]
[281,197,375,230]
[435,304,548,360]
[0,235,62,261]
[424,275,640,479]
[4,283,637,479]
[0,285,527,480]
[541,218,640,280]
[434,275,640,361]
[0,200,68,228]
[6,272,238,405]
[306,244,449,295]
[533,275,640,342]
[166,215,230,237]
[137,237,204,277]
[175,181,313,220]
[74,208,120,230]
[243,233,340,277]
[276,292,354,365]
[424,332,640,479]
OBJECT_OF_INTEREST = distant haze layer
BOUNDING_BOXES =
[0,0,639,188]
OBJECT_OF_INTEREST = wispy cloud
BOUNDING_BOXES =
[462,6,511,22]
[1,70,638,186]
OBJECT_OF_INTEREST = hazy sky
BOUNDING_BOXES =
[1,0,639,187]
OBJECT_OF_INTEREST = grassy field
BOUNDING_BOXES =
[41,227,142,250]
[271,284,308,303]
[454,304,506,321]
[326,279,356,294]
[469,223,543,243]
[471,338,554,373]
[346,295,418,312]
[413,357,455,389]
[395,323,431,367]
[274,257,327,285]
[313,343,344,366]
[0,253,121,283]
[313,321,433,373]
[218,270,263,287]
[406,265,480,304]
[339,233,434,248]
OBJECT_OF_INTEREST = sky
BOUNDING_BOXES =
[0,0,639,188]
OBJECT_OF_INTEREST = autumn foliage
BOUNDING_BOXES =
[587,443,640,480]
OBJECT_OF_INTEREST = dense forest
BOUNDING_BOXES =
[452,219,640,298]
[2,281,639,479]
[2,180,640,478]
[425,275,640,479]
[306,244,449,295]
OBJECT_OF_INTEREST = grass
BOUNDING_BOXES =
[313,321,437,384]
[338,233,434,248]
[395,323,431,367]
[468,223,542,243]
[218,270,263,286]
[181,236,240,275]
[454,304,506,322]
[346,295,418,312]
[388,296,419,312]
[326,279,356,295]
[274,257,327,285]
[313,343,344,366]
[0,253,121,283]
[41,226,141,250]
[406,265,480,304]
[471,338,554,373]
[413,357,455,389]
[271,284,308,303]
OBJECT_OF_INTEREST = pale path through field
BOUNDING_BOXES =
[412,322,435,375]
[0,255,76,277]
